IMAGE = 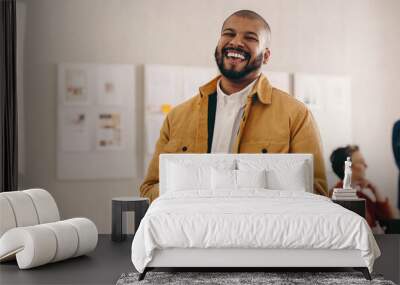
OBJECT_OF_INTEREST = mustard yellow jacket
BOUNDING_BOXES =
[140,74,328,202]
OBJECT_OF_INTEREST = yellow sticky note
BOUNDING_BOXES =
[161,104,172,115]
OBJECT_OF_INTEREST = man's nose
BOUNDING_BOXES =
[229,35,245,47]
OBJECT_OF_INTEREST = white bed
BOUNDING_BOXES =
[131,154,380,280]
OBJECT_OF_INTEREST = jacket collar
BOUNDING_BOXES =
[199,73,272,104]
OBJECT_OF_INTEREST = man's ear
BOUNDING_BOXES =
[263,48,271,64]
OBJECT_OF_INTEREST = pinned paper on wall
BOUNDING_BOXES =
[64,68,89,105]
[145,65,182,114]
[182,66,218,100]
[97,66,123,105]
[96,112,123,150]
[60,109,90,152]
[294,74,350,113]
[325,77,348,112]
[262,70,292,95]
[294,75,324,110]
[57,63,137,180]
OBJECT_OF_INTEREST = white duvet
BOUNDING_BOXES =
[131,190,380,273]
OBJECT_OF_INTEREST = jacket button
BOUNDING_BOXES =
[182,146,187,152]
[261,148,268,153]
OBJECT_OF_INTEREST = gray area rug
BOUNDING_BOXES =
[116,272,396,285]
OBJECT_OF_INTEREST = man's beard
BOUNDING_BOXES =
[214,47,263,80]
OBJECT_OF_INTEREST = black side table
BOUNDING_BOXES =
[332,198,366,218]
[112,197,149,242]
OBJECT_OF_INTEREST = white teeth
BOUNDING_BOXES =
[227,52,245,60]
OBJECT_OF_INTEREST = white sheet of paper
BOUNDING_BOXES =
[59,109,90,152]
[262,70,291,94]
[96,65,124,105]
[96,112,123,150]
[182,66,217,100]
[60,65,91,105]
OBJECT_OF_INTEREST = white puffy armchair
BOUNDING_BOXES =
[0,189,98,269]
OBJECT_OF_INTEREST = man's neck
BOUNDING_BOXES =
[219,73,260,95]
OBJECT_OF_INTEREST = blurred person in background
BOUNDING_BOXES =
[330,145,396,234]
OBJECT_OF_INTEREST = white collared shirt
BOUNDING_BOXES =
[211,79,257,153]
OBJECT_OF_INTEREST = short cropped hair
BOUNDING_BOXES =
[330,145,359,180]
[223,10,271,48]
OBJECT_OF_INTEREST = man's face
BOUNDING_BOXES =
[215,15,270,80]
[351,151,368,181]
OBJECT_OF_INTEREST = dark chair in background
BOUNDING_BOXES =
[393,119,400,210]
[383,120,400,234]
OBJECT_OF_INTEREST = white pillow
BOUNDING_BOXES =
[166,158,235,193]
[266,163,307,191]
[211,168,236,190]
[211,169,267,190]
[237,169,267,188]
[167,162,211,191]
[237,159,308,191]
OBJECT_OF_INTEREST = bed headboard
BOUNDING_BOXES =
[159,154,314,195]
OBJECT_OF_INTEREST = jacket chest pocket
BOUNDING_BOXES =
[162,139,194,153]
[239,141,289,154]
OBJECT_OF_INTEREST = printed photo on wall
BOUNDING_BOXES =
[60,109,90,152]
[96,112,123,150]
[297,84,322,110]
[97,67,123,105]
[325,78,350,112]
[64,68,89,104]
[294,74,324,111]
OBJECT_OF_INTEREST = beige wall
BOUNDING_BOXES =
[21,0,400,233]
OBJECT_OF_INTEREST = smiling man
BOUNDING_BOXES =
[140,10,328,202]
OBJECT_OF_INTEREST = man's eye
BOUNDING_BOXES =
[246,37,258,41]
[223,32,234,37]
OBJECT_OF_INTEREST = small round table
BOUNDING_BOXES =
[111,197,149,242]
